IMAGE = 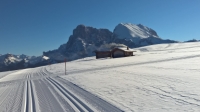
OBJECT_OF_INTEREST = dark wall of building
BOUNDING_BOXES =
[96,52,111,59]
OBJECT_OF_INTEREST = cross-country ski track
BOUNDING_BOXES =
[0,67,123,112]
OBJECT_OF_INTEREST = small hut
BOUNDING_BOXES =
[94,46,136,59]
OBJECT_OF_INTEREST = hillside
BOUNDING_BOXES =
[0,23,179,72]
[0,42,200,111]
[50,42,200,111]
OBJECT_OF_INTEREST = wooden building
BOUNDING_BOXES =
[94,51,112,59]
[94,47,136,59]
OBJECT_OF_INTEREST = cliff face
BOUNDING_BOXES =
[65,25,114,59]
[44,25,114,61]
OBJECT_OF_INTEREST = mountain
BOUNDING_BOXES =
[44,23,178,62]
[185,39,199,42]
[113,23,177,47]
[1,23,178,72]
[43,24,114,61]
[0,54,27,71]
[0,54,50,72]
[114,23,159,40]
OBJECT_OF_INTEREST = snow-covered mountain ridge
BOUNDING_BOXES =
[43,23,178,62]
[1,23,197,72]
[113,23,177,47]
[114,23,159,39]
[0,54,50,72]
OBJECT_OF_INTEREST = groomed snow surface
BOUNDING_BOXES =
[0,42,200,112]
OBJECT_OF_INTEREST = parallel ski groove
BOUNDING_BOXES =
[35,79,69,112]
[43,79,75,112]
[30,81,36,112]
[46,78,82,112]
[49,77,94,111]
[21,81,27,112]
[22,81,36,112]
[26,81,29,112]
[47,77,92,112]
[57,77,123,112]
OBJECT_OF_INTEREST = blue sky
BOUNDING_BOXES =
[0,0,200,56]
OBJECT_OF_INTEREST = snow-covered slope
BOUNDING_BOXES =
[49,42,200,112]
[0,42,200,111]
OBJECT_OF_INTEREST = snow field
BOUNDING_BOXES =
[56,42,200,112]
[0,42,200,112]
[0,64,122,112]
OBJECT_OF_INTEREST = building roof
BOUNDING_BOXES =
[113,47,136,52]
[94,46,136,53]
[94,50,111,53]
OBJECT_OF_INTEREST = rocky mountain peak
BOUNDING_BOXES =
[44,24,114,61]
[67,25,113,48]
[72,24,111,40]
[5,54,13,58]
[73,24,88,36]
[0,53,14,60]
